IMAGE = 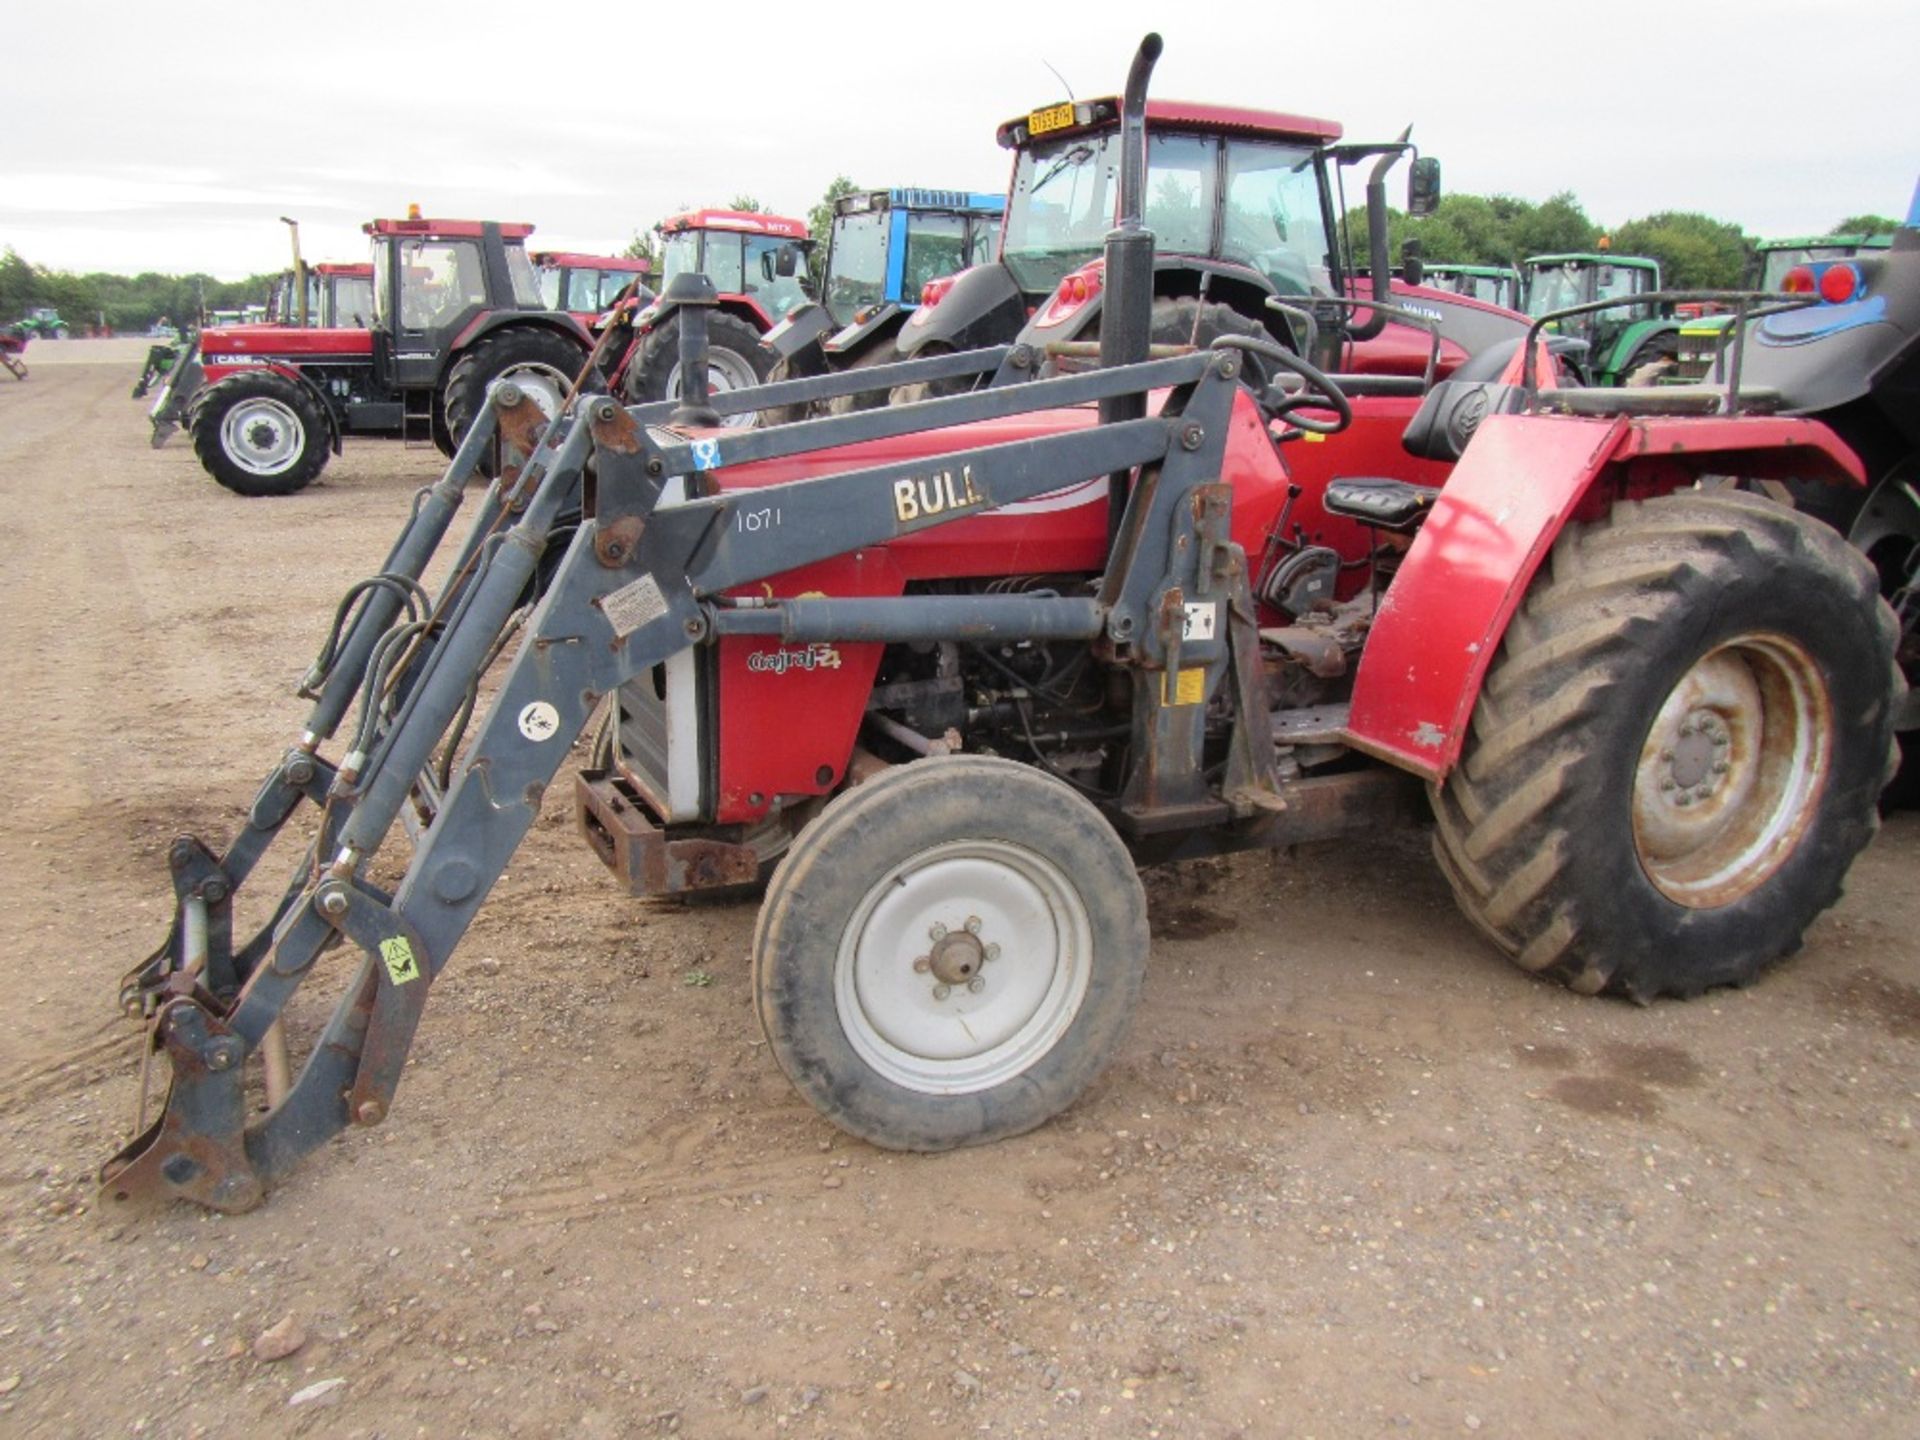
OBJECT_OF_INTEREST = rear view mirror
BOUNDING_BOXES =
[1408,157,1441,217]
[775,245,800,278]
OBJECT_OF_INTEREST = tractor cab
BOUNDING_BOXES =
[821,188,1004,329]
[532,251,653,321]
[897,96,1524,380]
[265,263,375,329]
[367,216,546,392]
[1755,233,1894,293]
[1522,252,1674,383]
[654,210,813,328]
[1415,262,1523,311]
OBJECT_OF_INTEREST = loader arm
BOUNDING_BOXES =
[102,344,1253,1212]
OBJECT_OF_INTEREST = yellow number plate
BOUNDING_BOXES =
[1028,102,1077,136]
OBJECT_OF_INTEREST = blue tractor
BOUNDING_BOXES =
[764,187,1004,413]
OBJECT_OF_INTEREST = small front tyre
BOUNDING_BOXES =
[753,756,1148,1150]
[1432,489,1901,1000]
[189,372,330,496]
[627,312,774,428]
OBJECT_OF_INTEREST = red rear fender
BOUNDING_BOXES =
[1343,411,1866,781]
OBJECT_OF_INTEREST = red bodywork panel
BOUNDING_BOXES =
[313,262,374,278]
[200,327,371,359]
[685,387,1434,821]
[1343,412,1867,781]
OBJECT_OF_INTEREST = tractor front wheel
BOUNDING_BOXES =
[626,313,773,428]
[189,372,330,496]
[1431,489,1900,1000]
[442,327,588,471]
[754,756,1148,1150]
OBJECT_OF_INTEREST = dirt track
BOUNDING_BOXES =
[1,348,1917,1438]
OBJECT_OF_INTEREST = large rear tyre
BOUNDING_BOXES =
[1431,489,1901,1001]
[754,756,1148,1150]
[441,326,587,470]
[625,312,773,428]
[189,372,330,496]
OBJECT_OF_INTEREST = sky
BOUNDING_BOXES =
[4,0,1915,280]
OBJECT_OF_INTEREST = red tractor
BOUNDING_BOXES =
[152,216,595,496]
[611,209,813,423]
[101,38,1901,1212]
[264,262,376,328]
[531,250,653,323]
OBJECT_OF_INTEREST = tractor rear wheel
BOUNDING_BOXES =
[626,312,773,428]
[1430,489,1900,1000]
[441,326,587,470]
[190,372,330,496]
[754,756,1148,1150]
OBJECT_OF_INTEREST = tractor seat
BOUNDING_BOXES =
[1321,477,1443,532]
[1534,385,1783,418]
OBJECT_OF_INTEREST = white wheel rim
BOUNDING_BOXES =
[1631,633,1832,907]
[220,396,304,476]
[495,362,570,421]
[667,350,763,429]
[834,838,1092,1095]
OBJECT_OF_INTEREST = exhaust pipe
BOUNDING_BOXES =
[1347,131,1410,344]
[1101,32,1162,536]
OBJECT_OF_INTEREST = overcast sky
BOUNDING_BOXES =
[5,0,1914,280]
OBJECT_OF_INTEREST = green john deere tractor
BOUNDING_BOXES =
[1522,252,1677,384]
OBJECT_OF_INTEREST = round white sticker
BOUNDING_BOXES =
[517,701,561,742]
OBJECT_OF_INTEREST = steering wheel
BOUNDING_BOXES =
[1211,333,1352,436]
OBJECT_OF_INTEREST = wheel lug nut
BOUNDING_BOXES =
[1713,734,1729,749]
[1711,760,1729,774]
[1661,749,1675,762]
[929,923,948,942]
[932,984,951,1001]
[964,916,982,934]
[985,943,1001,961]
[1661,778,1677,792]
[912,956,931,974]
[966,977,985,994]
[1676,793,1694,808]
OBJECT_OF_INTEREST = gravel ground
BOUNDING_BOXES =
[0,354,1915,1438]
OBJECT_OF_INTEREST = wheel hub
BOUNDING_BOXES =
[836,843,1088,1093]
[1632,636,1832,907]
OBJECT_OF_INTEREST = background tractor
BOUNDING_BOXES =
[532,250,653,321]
[765,187,1005,404]
[610,209,812,422]
[151,215,595,496]
[1675,231,1897,382]
[13,306,68,339]
[265,262,376,328]
[890,94,1527,392]
[1410,261,1523,310]
[1521,251,1680,382]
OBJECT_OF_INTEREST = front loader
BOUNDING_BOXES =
[101,37,1901,1213]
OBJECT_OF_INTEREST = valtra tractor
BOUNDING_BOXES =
[149,215,596,496]
[101,36,1900,1215]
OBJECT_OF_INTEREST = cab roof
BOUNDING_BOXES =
[998,97,1342,150]
[1524,253,1660,270]
[530,251,653,272]
[657,209,810,241]
[365,218,535,240]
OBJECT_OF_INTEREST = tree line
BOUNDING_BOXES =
[1,248,276,333]
[1358,191,1903,288]
[7,187,1903,333]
